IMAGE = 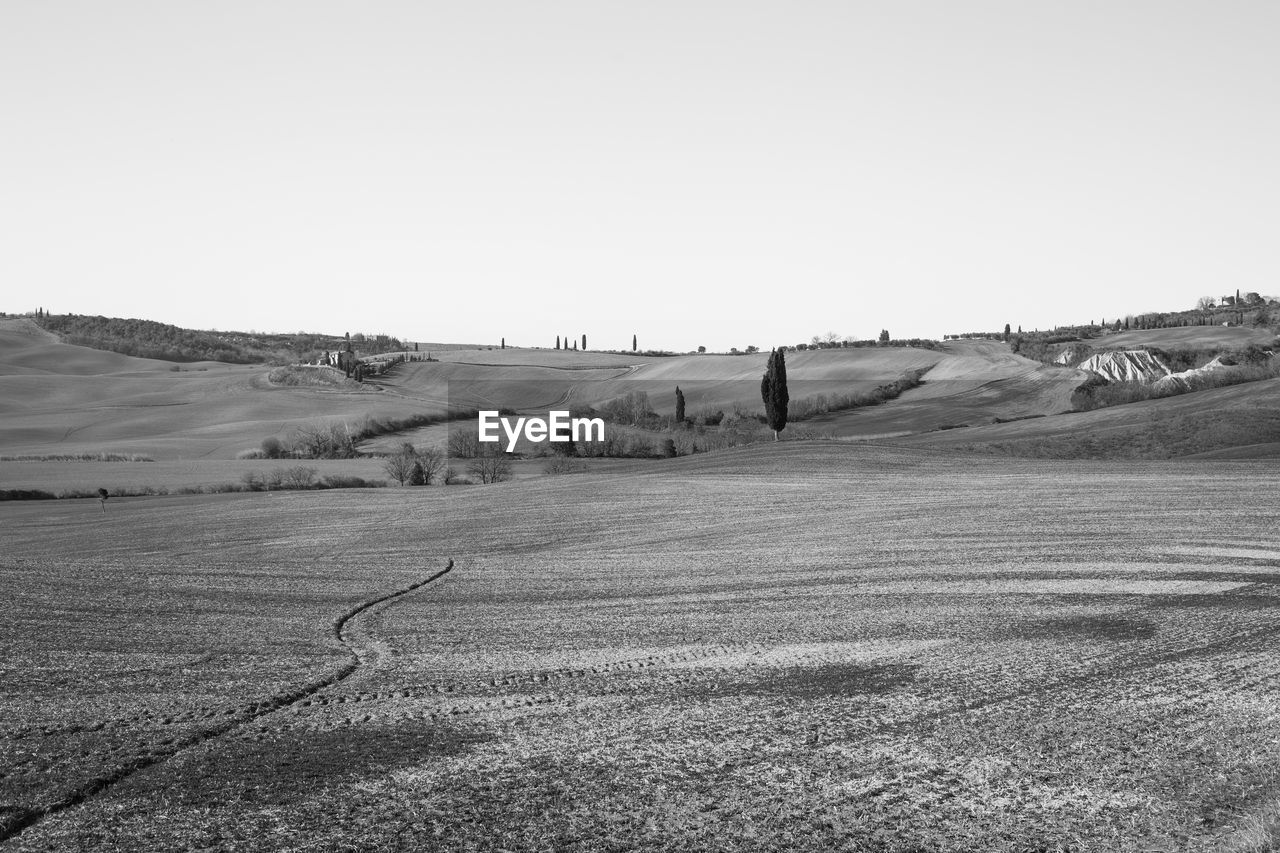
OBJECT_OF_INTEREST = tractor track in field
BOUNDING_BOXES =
[0,560,454,846]
[281,641,775,724]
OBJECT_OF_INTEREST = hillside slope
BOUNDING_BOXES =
[0,319,424,460]
[0,323,1096,459]
[889,375,1280,459]
[805,341,1087,437]
[1094,324,1276,351]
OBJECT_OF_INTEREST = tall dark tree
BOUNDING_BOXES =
[878,329,890,345]
[556,336,560,350]
[760,348,788,441]
[1003,323,1011,341]
[501,337,505,349]
[632,334,637,352]
[581,334,587,350]
[675,386,686,424]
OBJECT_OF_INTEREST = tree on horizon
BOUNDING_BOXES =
[675,386,685,424]
[761,348,788,441]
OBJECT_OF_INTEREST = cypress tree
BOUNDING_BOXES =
[632,334,637,352]
[581,334,587,350]
[675,386,685,424]
[760,348,788,441]
[556,336,560,350]
[501,337,505,349]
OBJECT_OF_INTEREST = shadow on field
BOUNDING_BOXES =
[138,720,491,806]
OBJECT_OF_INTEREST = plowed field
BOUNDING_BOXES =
[3,444,1280,850]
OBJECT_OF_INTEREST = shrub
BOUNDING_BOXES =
[319,475,386,489]
[384,448,418,486]
[291,421,359,459]
[0,489,58,501]
[466,447,512,483]
[416,447,445,484]
[542,456,581,475]
[626,436,654,458]
[283,466,316,489]
[447,428,480,459]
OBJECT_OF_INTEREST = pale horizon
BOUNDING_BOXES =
[4,1,1278,352]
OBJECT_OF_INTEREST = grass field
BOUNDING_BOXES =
[1091,326,1278,351]
[892,376,1280,459]
[3,319,1092,468]
[0,458,390,495]
[4,443,1280,851]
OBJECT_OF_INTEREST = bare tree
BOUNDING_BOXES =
[384,448,417,486]
[466,446,512,483]
[1196,296,1216,311]
[447,427,480,459]
[283,466,317,489]
[415,446,445,484]
[292,421,357,459]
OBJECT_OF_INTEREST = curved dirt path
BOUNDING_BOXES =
[0,559,454,845]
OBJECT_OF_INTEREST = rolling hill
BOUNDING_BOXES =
[3,316,1278,467]
[889,375,1280,459]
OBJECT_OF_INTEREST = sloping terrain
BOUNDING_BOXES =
[0,319,424,460]
[1093,325,1277,351]
[890,376,1280,459]
[395,342,1079,436]
[1076,350,1171,383]
[807,341,1088,437]
[4,444,1280,850]
[1153,356,1232,394]
[387,347,948,418]
[0,320,1095,462]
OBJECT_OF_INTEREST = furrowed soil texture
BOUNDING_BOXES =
[2,444,1280,851]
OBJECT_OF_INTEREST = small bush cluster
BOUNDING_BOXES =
[383,443,445,486]
[266,365,366,390]
[1,472,388,502]
[0,489,59,501]
[465,446,512,483]
[0,453,155,462]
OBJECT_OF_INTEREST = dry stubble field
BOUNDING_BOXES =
[3,443,1280,851]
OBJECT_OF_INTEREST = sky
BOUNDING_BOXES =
[3,1,1278,352]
